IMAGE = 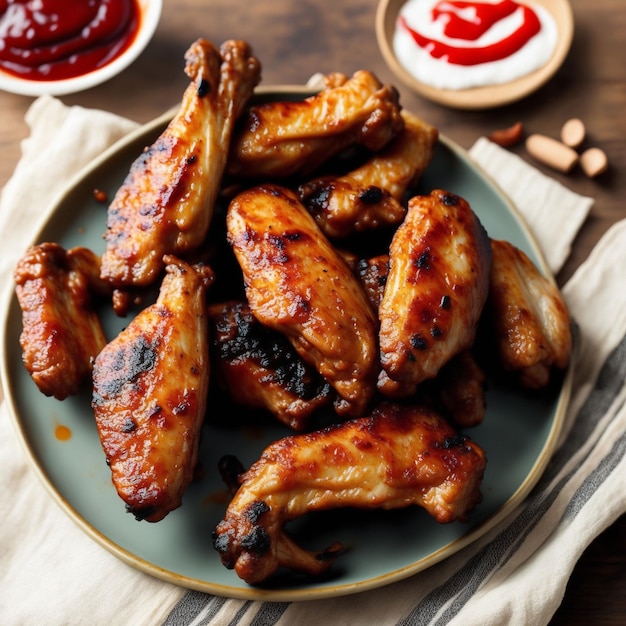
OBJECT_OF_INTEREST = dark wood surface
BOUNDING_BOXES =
[1,1,624,622]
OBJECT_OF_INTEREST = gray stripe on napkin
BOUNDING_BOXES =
[162,592,227,625]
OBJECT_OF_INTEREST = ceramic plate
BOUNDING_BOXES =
[1,87,571,601]
[376,0,574,109]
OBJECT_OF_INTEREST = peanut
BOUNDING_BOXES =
[560,118,586,148]
[580,147,608,177]
[525,134,579,173]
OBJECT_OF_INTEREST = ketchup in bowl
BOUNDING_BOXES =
[0,0,140,82]
[393,0,558,91]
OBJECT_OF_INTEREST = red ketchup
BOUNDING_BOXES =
[399,0,541,66]
[0,0,140,81]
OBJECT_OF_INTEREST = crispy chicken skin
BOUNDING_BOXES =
[378,190,492,395]
[100,39,260,290]
[227,184,379,417]
[14,243,107,400]
[226,70,404,180]
[208,300,333,430]
[213,402,486,584]
[298,110,438,238]
[487,239,572,388]
[92,256,214,522]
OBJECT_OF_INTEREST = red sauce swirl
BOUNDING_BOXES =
[0,0,140,81]
[399,0,541,66]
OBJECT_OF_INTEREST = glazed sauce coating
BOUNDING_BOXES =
[0,0,140,81]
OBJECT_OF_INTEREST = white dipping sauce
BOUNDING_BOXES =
[393,0,558,90]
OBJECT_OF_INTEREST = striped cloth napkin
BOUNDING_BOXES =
[1,96,624,626]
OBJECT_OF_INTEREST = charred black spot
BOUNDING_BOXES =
[284,231,303,242]
[358,185,384,204]
[245,500,270,523]
[439,434,470,449]
[212,531,232,558]
[186,154,197,165]
[126,504,157,521]
[441,192,460,206]
[241,525,271,554]
[410,334,428,350]
[431,326,443,339]
[302,185,331,215]
[440,295,451,309]
[415,250,431,270]
[197,78,210,97]
[121,417,137,433]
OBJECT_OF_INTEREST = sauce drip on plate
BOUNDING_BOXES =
[0,0,140,82]
[393,0,558,90]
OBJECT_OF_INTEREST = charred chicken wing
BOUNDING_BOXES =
[486,239,572,388]
[227,184,379,417]
[298,110,438,238]
[378,190,492,396]
[208,300,333,430]
[14,243,107,400]
[100,39,260,291]
[92,256,214,522]
[213,401,486,584]
[226,70,404,180]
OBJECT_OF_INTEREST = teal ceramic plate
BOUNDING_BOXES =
[1,87,571,601]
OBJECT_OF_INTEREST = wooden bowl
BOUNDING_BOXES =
[375,0,574,109]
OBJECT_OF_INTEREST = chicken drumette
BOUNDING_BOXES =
[226,70,404,180]
[486,239,572,388]
[298,110,438,238]
[100,39,260,295]
[14,243,108,400]
[378,190,492,397]
[208,300,333,430]
[227,184,379,418]
[92,256,214,522]
[213,401,486,584]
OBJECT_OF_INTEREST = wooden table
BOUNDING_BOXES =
[1,1,624,623]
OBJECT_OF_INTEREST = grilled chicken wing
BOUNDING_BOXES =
[298,110,438,238]
[92,256,214,522]
[486,239,572,388]
[213,401,486,584]
[227,184,379,417]
[226,70,404,180]
[14,243,107,400]
[100,39,260,292]
[208,300,333,430]
[378,190,492,396]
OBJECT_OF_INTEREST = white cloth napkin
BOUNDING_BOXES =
[1,96,624,626]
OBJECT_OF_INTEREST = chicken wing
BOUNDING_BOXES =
[92,256,214,522]
[486,239,572,388]
[14,243,107,400]
[298,110,438,238]
[100,39,260,291]
[226,70,404,180]
[213,401,486,584]
[226,184,379,417]
[378,190,492,395]
[208,300,333,430]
